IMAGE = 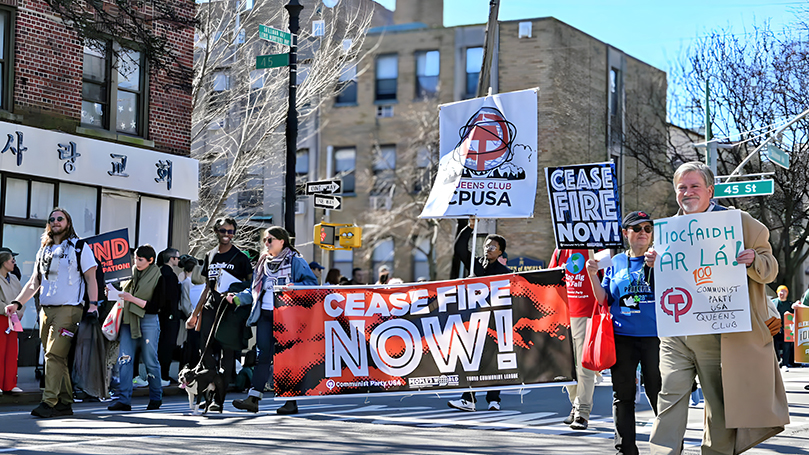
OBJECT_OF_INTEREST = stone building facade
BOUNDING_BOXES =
[315,3,668,282]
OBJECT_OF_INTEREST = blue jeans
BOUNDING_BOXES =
[251,309,274,394]
[115,314,162,404]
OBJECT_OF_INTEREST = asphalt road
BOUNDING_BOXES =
[2,369,809,454]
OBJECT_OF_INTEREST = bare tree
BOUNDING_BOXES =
[627,20,809,292]
[359,100,456,281]
[190,0,375,255]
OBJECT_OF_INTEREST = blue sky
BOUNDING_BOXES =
[372,0,803,72]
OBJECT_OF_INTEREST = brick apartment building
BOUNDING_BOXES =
[316,1,669,282]
[0,1,197,345]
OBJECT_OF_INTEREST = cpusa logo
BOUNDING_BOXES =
[452,106,524,180]
[660,287,693,323]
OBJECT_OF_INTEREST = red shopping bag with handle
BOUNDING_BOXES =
[582,302,616,371]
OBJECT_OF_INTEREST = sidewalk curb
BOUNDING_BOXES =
[0,385,187,406]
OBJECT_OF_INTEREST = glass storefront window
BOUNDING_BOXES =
[5,178,27,217]
[139,197,170,252]
[59,183,98,238]
[30,181,54,220]
[2,224,44,328]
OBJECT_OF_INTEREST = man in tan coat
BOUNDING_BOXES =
[648,162,789,454]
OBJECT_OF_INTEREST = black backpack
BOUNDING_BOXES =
[74,239,107,313]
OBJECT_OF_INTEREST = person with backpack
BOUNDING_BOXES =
[185,217,252,411]
[107,244,164,411]
[5,208,99,418]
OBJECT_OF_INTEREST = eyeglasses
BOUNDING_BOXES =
[629,225,653,233]
[171,256,180,260]
[48,216,65,223]
[217,228,235,235]
[264,237,277,244]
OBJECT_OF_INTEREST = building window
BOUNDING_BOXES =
[375,54,398,101]
[372,238,394,282]
[333,249,353,281]
[415,50,439,98]
[412,238,430,281]
[465,47,483,99]
[371,144,396,196]
[335,63,357,105]
[238,187,263,215]
[518,22,533,39]
[609,67,623,149]
[413,147,432,193]
[82,41,146,136]
[334,147,355,193]
[296,149,309,176]
[0,8,13,111]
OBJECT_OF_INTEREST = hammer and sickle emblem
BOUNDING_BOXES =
[660,287,693,323]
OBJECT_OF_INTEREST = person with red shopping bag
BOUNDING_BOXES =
[586,210,660,455]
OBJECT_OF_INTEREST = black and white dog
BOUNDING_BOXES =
[178,359,226,415]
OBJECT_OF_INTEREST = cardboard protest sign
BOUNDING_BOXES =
[545,162,622,249]
[83,229,131,283]
[653,210,751,337]
[420,88,538,219]
[794,305,809,363]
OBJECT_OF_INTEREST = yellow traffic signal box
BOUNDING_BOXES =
[314,223,362,250]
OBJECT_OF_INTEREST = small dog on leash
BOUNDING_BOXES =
[178,361,226,415]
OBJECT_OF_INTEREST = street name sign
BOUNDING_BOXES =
[714,179,774,198]
[313,194,342,210]
[256,53,289,69]
[259,25,292,46]
[765,144,790,170]
[306,179,342,195]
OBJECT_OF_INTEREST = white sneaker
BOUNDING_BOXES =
[133,377,149,388]
[781,365,790,372]
[10,386,22,393]
[488,401,500,411]
[448,399,476,412]
[160,379,170,387]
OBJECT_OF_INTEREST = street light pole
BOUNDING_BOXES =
[284,0,304,241]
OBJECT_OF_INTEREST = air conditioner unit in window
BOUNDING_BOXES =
[376,105,394,118]
[369,195,392,211]
[295,200,306,214]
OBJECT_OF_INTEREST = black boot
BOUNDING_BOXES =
[233,395,260,413]
[276,400,298,415]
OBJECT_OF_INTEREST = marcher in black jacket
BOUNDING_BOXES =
[156,248,182,385]
[448,217,510,412]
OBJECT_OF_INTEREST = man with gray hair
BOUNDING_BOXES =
[648,162,788,454]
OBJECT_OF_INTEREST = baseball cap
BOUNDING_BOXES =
[0,247,19,256]
[622,211,653,227]
[309,261,324,270]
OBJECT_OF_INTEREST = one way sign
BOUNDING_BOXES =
[306,179,342,195]
[313,194,342,210]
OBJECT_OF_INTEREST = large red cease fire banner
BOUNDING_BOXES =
[272,269,574,400]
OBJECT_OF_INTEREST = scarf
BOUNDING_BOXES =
[122,262,161,339]
[251,247,295,306]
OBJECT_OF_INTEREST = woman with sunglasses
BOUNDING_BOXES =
[229,226,317,415]
[586,211,660,455]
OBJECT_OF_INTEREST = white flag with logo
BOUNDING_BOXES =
[420,88,538,219]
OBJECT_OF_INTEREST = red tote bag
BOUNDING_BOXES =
[582,302,616,371]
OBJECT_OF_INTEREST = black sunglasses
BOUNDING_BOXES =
[48,216,65,223]
[628,224,653,233]
[217,228,235,235]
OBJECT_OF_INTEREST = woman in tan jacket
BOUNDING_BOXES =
[0,250,24,395]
